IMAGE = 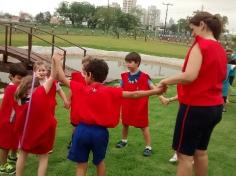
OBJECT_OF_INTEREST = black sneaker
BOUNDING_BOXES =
[67,140,72,149]
[143,148,152,157]
[116,140,127,148]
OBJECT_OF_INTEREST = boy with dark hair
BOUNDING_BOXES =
[67,55,93,149]
[52,53,165,176]
[0,63,28,174]
[116,52,155,157]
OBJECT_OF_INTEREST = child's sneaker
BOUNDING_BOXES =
[169,153,178,163]
[67,140,72,149]
[116,140,127,148]
[143,147,152,157]
[0,163,16,175]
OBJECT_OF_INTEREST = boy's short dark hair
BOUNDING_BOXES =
[9,63,28,77]
[125,52,141,66]
[84,59,109,83]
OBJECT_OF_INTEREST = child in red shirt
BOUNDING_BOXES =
[116,52,155,157]
[67,56,93,149]
[33,61,69,115]
[0,63,27,175]
[52,53,166,176]
[15,64,57,176]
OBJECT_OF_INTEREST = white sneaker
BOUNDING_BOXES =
[169,153,178,163]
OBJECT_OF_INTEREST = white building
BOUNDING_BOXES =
[123,0,137,13]
[168,18,175,27]
[141,5,160,29]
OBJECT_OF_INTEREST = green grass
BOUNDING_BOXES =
[20,84,236,176]
[0,33,188,59]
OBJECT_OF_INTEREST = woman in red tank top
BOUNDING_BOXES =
[158,12,226,176]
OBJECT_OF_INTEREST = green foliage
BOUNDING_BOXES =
[35,11,51,24]
[56,1,140,33]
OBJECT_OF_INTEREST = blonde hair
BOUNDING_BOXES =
[15,75,40,101]
[33,61,49,72]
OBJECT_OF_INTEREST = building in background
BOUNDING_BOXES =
[141,5,161,30]
[123,0,137,13]
[111,2,121,9]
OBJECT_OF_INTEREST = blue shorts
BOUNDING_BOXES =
[68,123,109,165]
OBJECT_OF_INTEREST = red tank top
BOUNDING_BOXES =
[0,84,18,150]
[0,84,17,124]
[177,36,227,106]
[121,72,150,128]
[70,81,122,128]
[15,86,57,154]
[70,71,86,125]
[48,81,57,115]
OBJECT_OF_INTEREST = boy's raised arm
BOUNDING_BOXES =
[52,53,70,88]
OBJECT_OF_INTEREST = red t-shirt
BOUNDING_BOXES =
[70,71,86,125]
[177,36,227,106]
[70,81,122,128]
[71,71,85,84]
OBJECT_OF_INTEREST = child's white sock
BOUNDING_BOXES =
[145,146,152,150]
[121,139,127,143]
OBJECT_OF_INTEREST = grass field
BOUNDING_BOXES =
[0,32,188,59]
[18,83,236,176]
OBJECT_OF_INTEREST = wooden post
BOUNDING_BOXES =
[3,26,8,63]
[9,23,12,46]
[28,28,33,61]
[51,34,55,58]
[63,51,66,71]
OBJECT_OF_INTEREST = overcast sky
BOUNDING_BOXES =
[1,0,236,33]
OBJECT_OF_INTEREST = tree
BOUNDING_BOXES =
[169,24,178,33]
[118,13,139,32]
[177,18,190,34]
[56,1,71,24]
[56,1,95,26]
[95,6,113,32]
[3,13,12,19]
[44,11,52,24]
[35,11,51,24]
[35,12,45,23]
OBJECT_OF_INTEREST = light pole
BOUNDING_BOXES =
[108,0,110,8]
[163,2,173,35]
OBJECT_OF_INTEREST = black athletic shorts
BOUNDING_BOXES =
[172,104,223,156]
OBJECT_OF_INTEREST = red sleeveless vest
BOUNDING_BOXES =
[48,81,57,116]
[0,84,19,150]
[177,36,226,106]
[15,86,57,154]
[121,72,150,128]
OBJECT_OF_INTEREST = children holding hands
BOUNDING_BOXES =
[51,53,166,176]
